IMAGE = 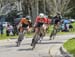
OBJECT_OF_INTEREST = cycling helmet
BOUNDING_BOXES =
[26,16,31,22]
[26,16,31,20]
[39,13,44,18]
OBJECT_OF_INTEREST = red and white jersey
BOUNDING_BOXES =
[35,16,46,23]
[35,16,51,24]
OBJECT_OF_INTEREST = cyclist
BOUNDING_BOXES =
[34,13,46,33]
[16,16,31,46]
[50,12,62,40]
[25,16,32,33]
[54,13,61,29]
[44,15,52,33]
[31,13,48,49]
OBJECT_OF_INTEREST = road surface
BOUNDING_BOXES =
[0,34,75,57]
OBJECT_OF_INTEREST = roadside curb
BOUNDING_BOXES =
[60,46,73,57]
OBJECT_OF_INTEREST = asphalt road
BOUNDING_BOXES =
[0,34,75,57]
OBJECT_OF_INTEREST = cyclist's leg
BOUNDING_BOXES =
[33,27,39,38]
[42,24,47,36]
[52,25,59,39]
[39,27,45,41]
[50,29,55,40]
[39,24,48,42]
[16,26,27,46]
[52,29,57,39]
[31,27,41,49]
[16,31,24,46]
[49,25,57,40]
[31,27,39,46]
[40,24,47,39]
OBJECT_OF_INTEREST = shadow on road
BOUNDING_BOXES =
[39,41,63,45]
[18,48,33,51]
[0,45,17,48]
[22,41,63,46]
[0,40,63,49]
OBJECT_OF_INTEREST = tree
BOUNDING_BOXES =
[66,0,75,18]
[0,0,75,22]
[45,0,72,16]
[6,10,17,24]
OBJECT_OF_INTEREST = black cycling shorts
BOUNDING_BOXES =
[36,22,44,27]
[22,23,28,28]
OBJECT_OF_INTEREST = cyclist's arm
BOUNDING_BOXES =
[34,17,39,27]
[20,18,24,24]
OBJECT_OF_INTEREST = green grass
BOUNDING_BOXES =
[63,38,75,57]
[72,22,75,26]
[0,34,18,40]
[58,31,75,35]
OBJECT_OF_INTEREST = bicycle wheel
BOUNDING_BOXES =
[31,34,40,49]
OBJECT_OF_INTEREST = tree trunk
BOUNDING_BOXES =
[31,0,39,24]
[28,5,30,16]
[43,0,46,14]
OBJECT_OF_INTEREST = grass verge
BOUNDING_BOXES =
[63,38,75,57]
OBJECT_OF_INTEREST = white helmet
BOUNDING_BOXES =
[39,13,44,18]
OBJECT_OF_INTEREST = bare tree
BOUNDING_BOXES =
[46,0,72,16]
[0,0,74,21]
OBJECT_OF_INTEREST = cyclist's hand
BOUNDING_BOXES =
[33,23,37,28]
[43,24,47,30]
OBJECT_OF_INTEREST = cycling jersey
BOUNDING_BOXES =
[55,19,60,25]
[20,18,29,28]
[54,16,61,25]
[35,16,46,23]
[45,18,51,24]
[20,18,29,24]
[35,16,48,27]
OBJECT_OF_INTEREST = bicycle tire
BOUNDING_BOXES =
[31,34,40,49]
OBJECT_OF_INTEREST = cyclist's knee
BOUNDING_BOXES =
[35,28,39,33]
